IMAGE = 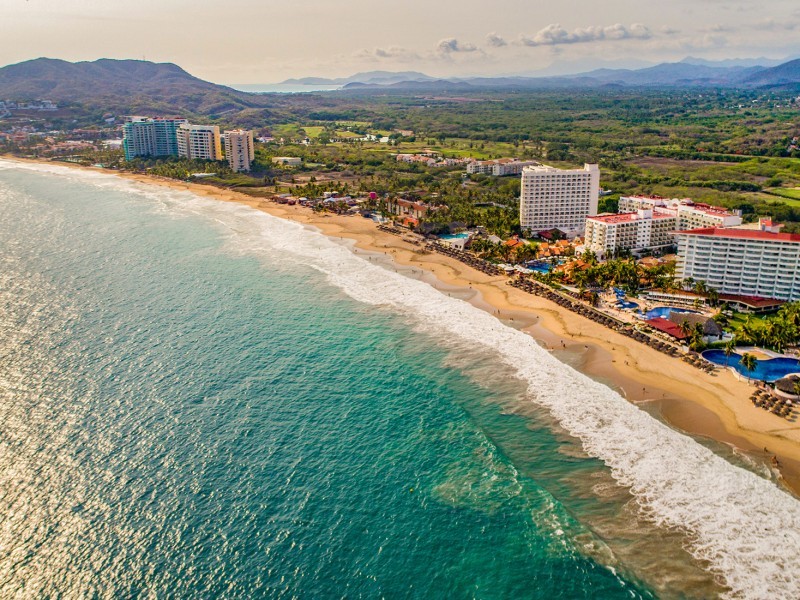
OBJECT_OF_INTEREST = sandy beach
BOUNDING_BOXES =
[9,157,800,494]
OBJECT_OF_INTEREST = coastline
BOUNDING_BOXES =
[7,157,800,494]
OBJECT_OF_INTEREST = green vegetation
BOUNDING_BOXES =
[719,303,800,353]
[5,85,800,235]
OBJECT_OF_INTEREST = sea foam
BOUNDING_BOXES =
[6,159,800,599]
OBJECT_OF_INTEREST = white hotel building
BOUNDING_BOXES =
[619,196,742,229]
[176,124,223,161]
[520,164,600,237]
[584,209,677,259]
[675,221,800,301]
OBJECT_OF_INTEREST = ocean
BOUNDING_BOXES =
[1,160,799,599]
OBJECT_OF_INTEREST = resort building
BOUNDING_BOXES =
[467,159,539,176]
[619,196,742,230]
[675,220,800,301]
[386,198,430,221]
[224,129,254,172]
[122,116,187,160]
[583,209,677,259]
[520,164,600,238]
[176,124,222,161]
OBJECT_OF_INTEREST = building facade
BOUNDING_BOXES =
[176,124,222,161]
[467,159,539,176]
[584,209,677,259]
[520,164,600,237]
[619,196,742,229]
[122,117,187,160]
[224,129,255,172]
[675,222,800,301]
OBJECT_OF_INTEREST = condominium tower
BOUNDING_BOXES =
[176,124,222,161]
[224,130,255,172]
[520,164,600,237]
[122,117,187,160]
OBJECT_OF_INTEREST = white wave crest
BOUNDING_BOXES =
[6,159,800,599]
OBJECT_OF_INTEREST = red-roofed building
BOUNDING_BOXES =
[646,317,689,340]
[676,224,800,301]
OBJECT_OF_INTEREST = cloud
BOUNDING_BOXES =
[354,46,420,61]
[753,18,800,32]
[436,38,478,54]
[518,23,652,47]
[486,32,507,47]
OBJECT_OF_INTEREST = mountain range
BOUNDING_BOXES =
[0,58,269,115]
[2,57,800,119]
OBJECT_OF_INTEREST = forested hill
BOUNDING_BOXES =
[0,58,271,115]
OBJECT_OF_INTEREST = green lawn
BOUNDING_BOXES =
[766,187,800,204]
[301,125,325,138]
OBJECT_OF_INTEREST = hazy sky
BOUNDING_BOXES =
[3,0,799,82]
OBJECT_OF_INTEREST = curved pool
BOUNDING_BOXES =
[702,349,800,382]
[645,306,698,320]
[617,300,639,310]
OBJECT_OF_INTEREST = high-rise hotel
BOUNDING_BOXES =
[675,219,800,301]
[176,124,222,161]
[520,164,600,237]
[122,117,187,160]
[224,130,255,172]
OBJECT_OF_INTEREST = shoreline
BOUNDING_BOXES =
[7,156,800,494]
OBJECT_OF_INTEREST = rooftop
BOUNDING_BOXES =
[645,317,688,340]
[588,211,674,224]
[674,227,800,242]
[717,294,786,309]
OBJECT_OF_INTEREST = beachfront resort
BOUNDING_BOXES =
[116,120,800,417]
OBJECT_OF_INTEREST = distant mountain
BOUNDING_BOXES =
[571,62,763,86]
[680,56,787,69]
[282,71,435,86]
[337,59,800,92]
[743,58,800,86]
[0,58,269,115]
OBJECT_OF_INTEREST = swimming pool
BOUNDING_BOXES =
[617,300,640,310]
[702,350,800,382]
[528,263,553,273]
[645,306,698,320]
[438,232,470,241]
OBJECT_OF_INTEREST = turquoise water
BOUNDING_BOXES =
[645,307,697,319]
[3,161,800,599]
[0,164,650,597]
[438,232,470,241]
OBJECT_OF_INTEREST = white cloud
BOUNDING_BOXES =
[518,23,652,47]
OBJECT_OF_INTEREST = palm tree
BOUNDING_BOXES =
[740,353,758,380]
[724,337,737,363]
